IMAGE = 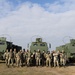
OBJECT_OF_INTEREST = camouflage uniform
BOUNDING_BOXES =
[32,51,36,66]
[53,52,59,67]
[8,49,14,67]
[26,50,31,66]
[46,52,51,67]
[20,50,24,67]
[35,50,41,66]
[16,51,21,67]
[60,50,66,66]
[51,51,54,67]
[23,51,26,66]
[41,51,46,66]
[4,49,9,66]
[13,49,17,64]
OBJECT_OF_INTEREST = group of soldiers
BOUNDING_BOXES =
[4,48,67,68]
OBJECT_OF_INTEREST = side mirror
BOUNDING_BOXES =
[49,43,51,48]
[27,44,29,48]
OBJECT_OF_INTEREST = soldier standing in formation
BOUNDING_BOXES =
[8,49,14,67]
[16,50,25,67]
[13,48,17,64]
[4,49,9,66]
[51,51,54,67]
[22,49,26,66]
[41,50,46,66]
[16,51,21,67]
[32,50,36,66]
[53,51,59,67]
[35,49,41,66]
[26,50,31,66]
[60,50,66,67]
[46,51,51,67]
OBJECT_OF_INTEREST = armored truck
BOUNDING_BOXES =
[28,38,51,53]
[56,39,75,62]
[0,37,22,60]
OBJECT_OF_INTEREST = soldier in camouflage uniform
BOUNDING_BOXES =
[57,50,60,66]
[32,50,36,66]
[16,51,21,67]
[51,51,54,67]
[53,51,59,67]
[46,51,51,67]
[26,50,31,66]
[8,49,14,67]
[20,50,24,67]
[4,49,9,66]
[22,49,26,66]
[41,50,46,66]
[13,48,17,64]
[60,50,66,67]
[35,49,41,66]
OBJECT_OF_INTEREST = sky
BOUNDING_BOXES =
[0,0,75,50]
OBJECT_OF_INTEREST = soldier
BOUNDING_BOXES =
[8,49,14,67]
[53,51,59,67]
[20,50,24,67]
[25,50,28,66]
[41,50,46,66]
[57,50,60,66]
[32,50,36,66]
[46,51,51,67]
[60,50,66,67]
[4,49,9,66]
[26,50,31,66]
[13,48,17,64]
[35,49,41,66]
[51,51,54,67]
[16,51,21,67]
[22,49,26,66]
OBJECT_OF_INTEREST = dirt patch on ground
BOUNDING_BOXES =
[0,61,75,75]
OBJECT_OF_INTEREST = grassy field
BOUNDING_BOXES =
[0,61,75,75]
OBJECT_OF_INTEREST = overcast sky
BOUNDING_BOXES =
[0,0,75,50]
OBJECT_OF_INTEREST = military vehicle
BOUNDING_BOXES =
[56,39,75,62]
[28,38,51,53]
[0,37,22,60]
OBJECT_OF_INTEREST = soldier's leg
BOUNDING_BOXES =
[20,59,22,67]
[42,59,45,66]
[51,58,53,67]
[60,58,63,66]
[49,59,51,67]
[64,59,66,66]
[8,58,11,67]
[15,58,17,64]
[39,59,40,66]
[27,59,29,66]
[5,59,8,65]
[36,58,39,66]
[16,58,18,67]
[46,59,48,67]
[54,60,56,67]
[21,59,23,67]
[24,58,26,66]
[25,58,27,66]
[11,58,14,66]
[17,58,20,67]
[57,60,59,67]
[36,58,37,66]
[27,58,30,66]
[63,59,66,67]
